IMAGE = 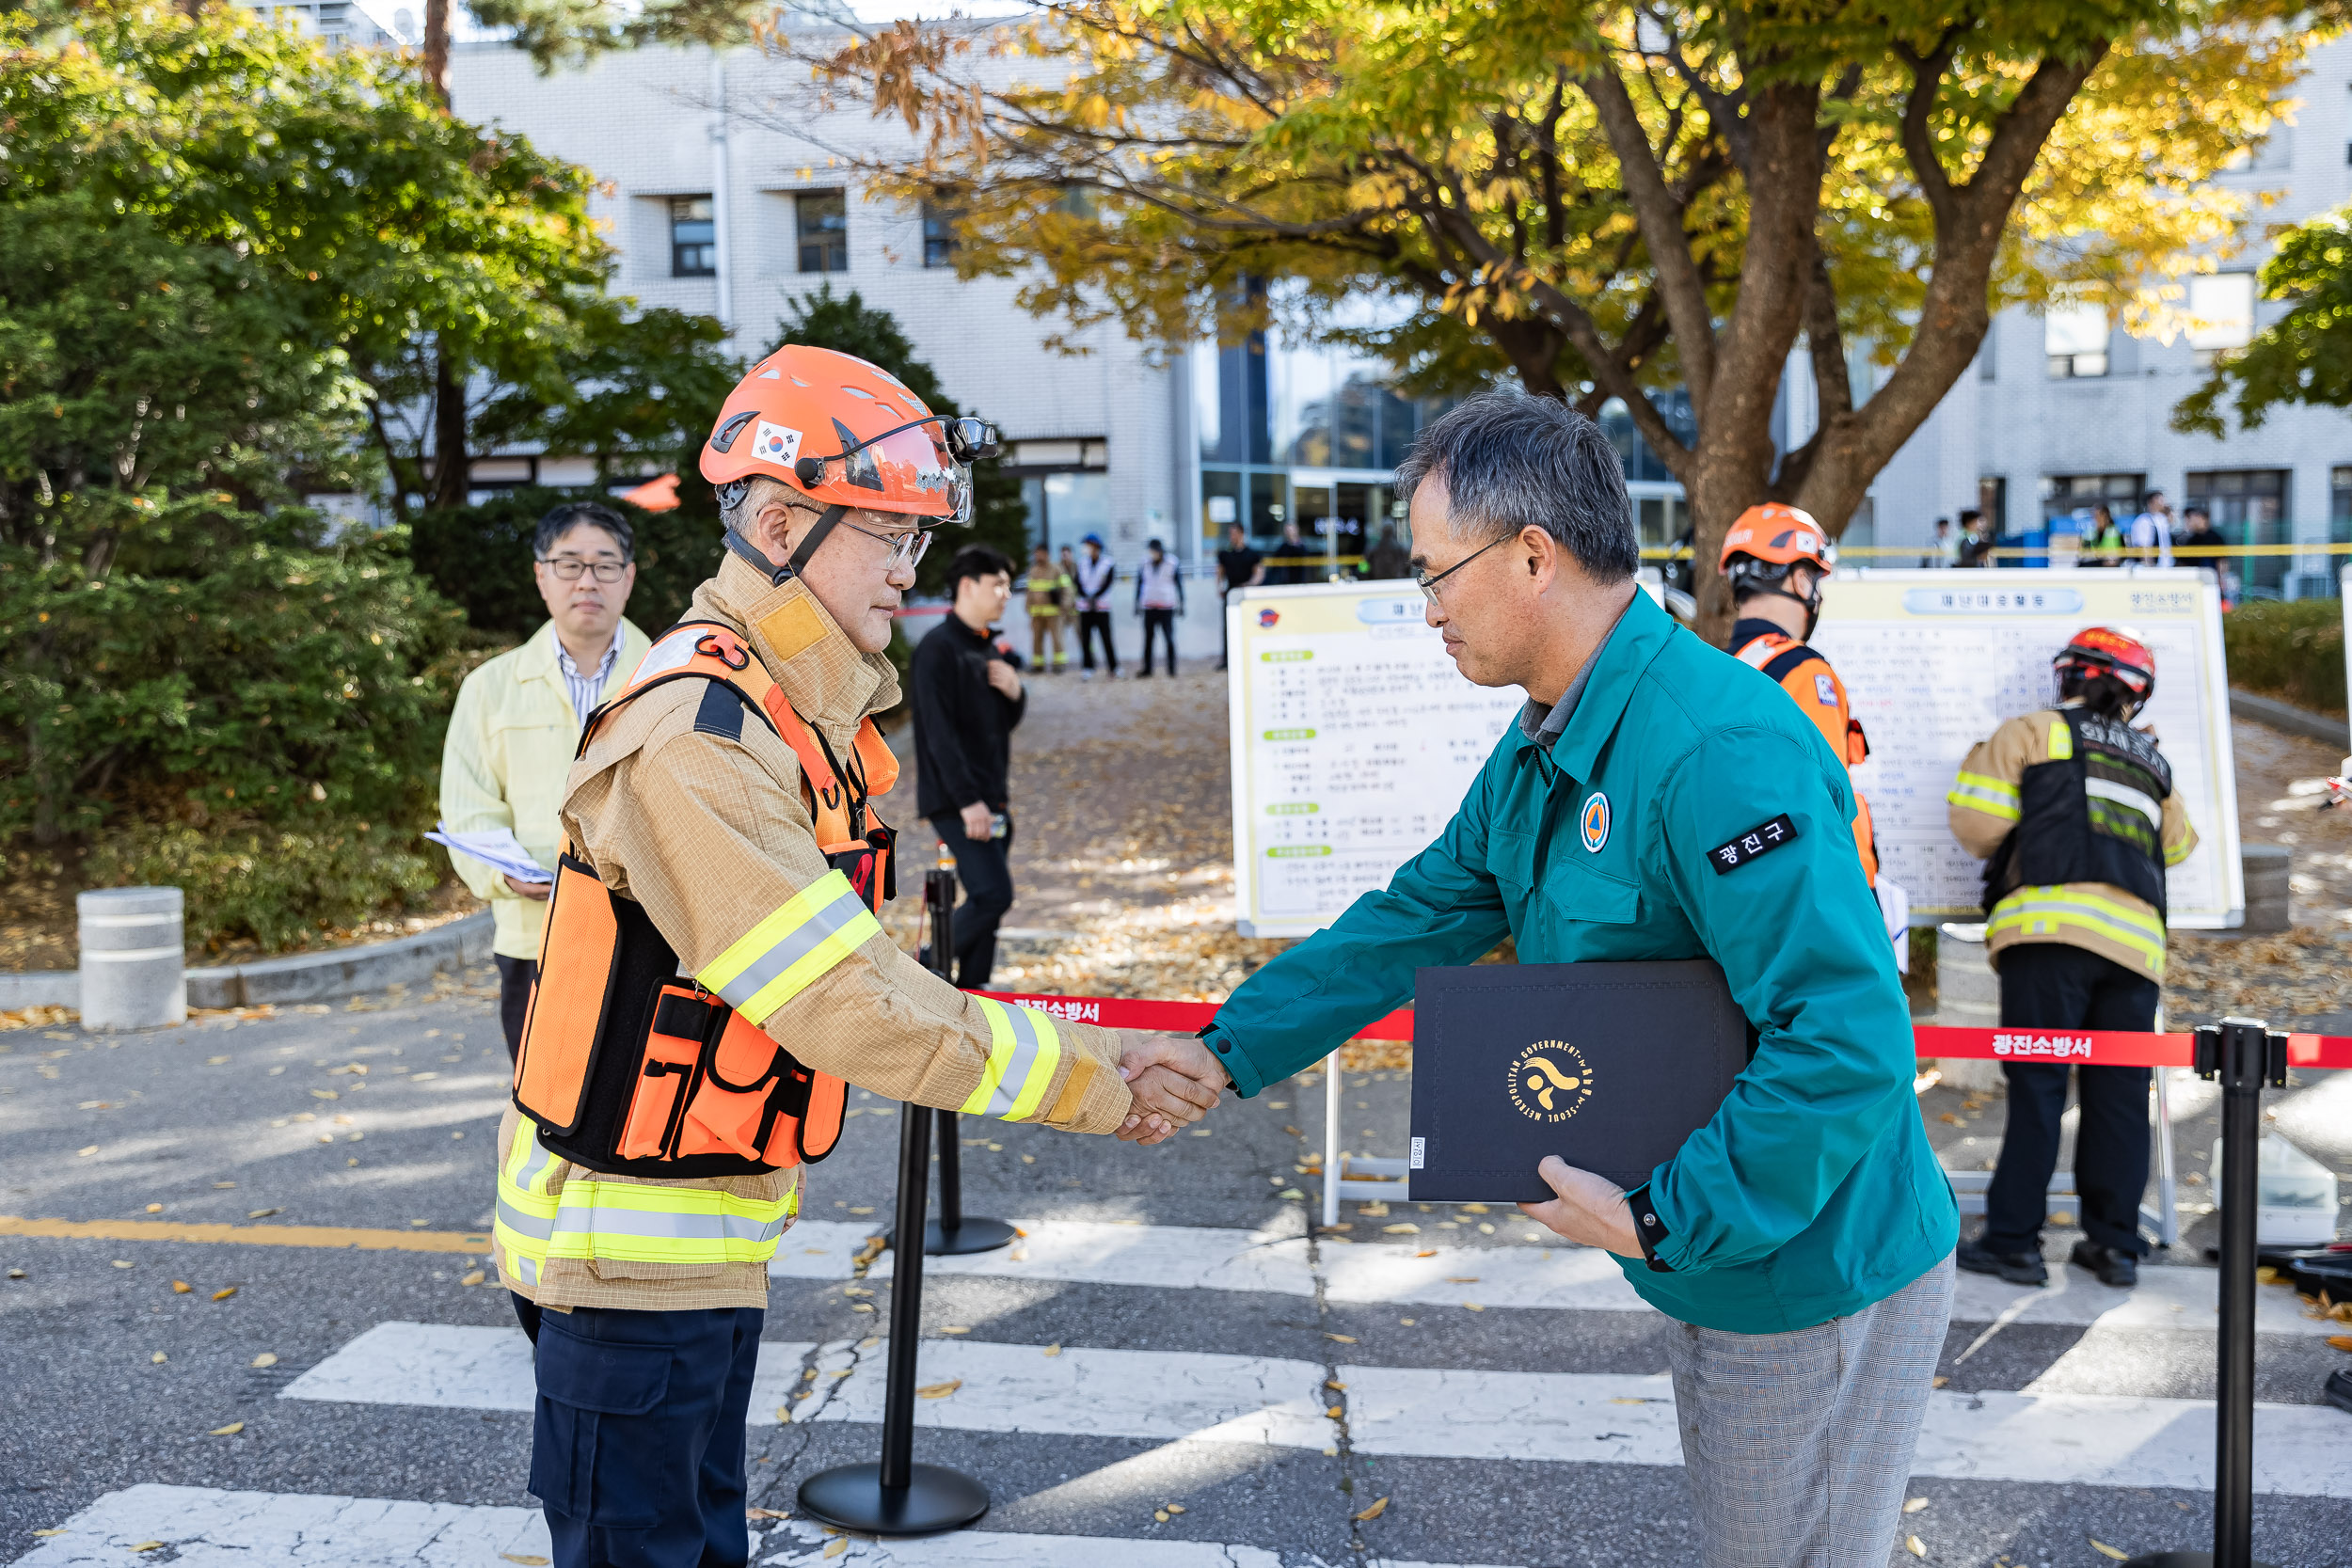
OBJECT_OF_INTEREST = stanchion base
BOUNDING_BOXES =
[2122,1554,2278,1566]
[924,1216,1018,1256]
[796,1462,989,1536]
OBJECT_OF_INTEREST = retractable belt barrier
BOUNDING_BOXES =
[977,992,2352,1069]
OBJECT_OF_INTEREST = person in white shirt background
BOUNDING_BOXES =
[2126,489,2176,567]
[1072,531,1120,680]
[1134,536,1185,676]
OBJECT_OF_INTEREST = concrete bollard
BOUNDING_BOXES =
[77,886,186,1031]
[1932,921,2004,1094]
[2239,843,2291,934]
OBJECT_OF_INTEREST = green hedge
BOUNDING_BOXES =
[2223,597,2346,716]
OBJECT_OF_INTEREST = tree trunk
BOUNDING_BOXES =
[421,0,451,107]
[430,347,469,512]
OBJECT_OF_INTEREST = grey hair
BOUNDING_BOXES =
[1393,391,1640,581]
[719,473,796,537]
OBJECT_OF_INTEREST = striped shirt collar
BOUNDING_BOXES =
[554,634,620,728]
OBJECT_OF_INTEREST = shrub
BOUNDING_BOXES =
[2222,597,2346,715]
[87,817,441,955]
[407,487,724,641]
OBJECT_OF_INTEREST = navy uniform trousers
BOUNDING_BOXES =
[532,1304,764,1568]
[1982,941,2159,1259]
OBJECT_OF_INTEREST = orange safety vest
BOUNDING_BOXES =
[1732,627,1880,885]
[512,621,898,1177]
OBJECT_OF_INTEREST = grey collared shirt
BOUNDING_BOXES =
[1517,596,1634,752]
[556,635,620,729]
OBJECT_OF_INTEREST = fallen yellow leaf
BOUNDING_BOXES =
[1413,1249,1437,1259]
[500,1556,551,1566]
[1381,1224,1418,1234]
[746,1506,791,1520]
[916,1379,962,1400]
[1325,1404,1343,1418]
[2327,1335,2352,1353]
[1903,1497,1929,1513]
[246,1209,280,1220]
[252,1353,278,1368]
[31,1528,64,1536]
[209,1422,244,1435]
[311,1089,340,1100]
[938,1325,970,1335]
[1153,1509,1168,1522]
[775,1405,792,1422]
[1931,1375,1949,1388]
[172,1281,192,1293]
[213,1287,237,1302]
[146,1204,163,1213]
[1462,1302,1485,1312]
[460,1271,486,1288]
[2090,1540,2128,1561]
[1165,1503,1184,1514]
[823,1539,849,1559]
[1324,1379,1347,1390]
[77,1146,98,1157]
[1325,1333,1358,1343]
[1354,1496,1389,1521]
[129,1543,165,1554]
[1042,1343,1062,1356]
[1905,1535,1926,1558]
[151,1352,167,1364]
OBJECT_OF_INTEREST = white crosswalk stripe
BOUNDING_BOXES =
[779,1217,2347,1334]
[278,1321,2352,1497]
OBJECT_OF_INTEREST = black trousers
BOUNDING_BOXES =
[532,1305,762,1568]
[497,955,537,1065]
[1077,610,1118,673]
[1140,608,1178,674]
[1983,942,2159,1258]
[930,812,1015,990]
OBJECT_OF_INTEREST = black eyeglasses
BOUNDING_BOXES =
[1413,534,1510,606]
[538,558,629,582]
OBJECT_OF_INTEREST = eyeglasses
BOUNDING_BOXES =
[538,558,629,582]
[837,515,933,571]
[1413,534,1510,606]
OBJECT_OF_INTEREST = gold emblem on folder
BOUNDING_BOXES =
[1507,1039,1594,1124]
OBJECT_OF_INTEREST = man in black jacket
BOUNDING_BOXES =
[912,545,1025,988]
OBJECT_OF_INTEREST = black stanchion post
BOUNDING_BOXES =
[922,863,1015,1258]
[2125,1016,2286,1568]
[795,1098,988,1534]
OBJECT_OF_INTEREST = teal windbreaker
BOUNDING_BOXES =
[1205,589,1958,1333]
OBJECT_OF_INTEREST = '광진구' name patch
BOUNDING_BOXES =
[1708,814,1799,874]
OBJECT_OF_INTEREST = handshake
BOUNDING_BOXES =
[1110,1032,1231,1145]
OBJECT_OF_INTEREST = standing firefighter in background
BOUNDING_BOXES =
[1947,628,2195,1291]
[1720,504,1879,887]
[1025,542,1069,673]
[496,344,1228,1568]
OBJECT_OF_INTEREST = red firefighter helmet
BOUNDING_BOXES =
[2054,626,2156,709]
[699,343,995,524]
[1719,503,1833,576]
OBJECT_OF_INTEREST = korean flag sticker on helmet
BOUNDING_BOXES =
[753,421,803,466]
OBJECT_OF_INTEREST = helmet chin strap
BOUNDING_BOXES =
[723,502,850,587]
[1756,581,1822,641]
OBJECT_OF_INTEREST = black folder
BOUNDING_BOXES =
[1406,959,1749,1202]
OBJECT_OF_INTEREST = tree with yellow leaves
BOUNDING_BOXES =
[763,1,2319,629]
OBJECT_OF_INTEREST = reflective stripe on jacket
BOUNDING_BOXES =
[1947,705,2197,980]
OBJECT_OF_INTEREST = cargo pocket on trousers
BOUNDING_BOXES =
[529,1329,673,1524]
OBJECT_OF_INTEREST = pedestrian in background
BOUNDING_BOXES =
[1216,521,1263,670]
[1135,536,1184,676]
[439,500,650,1061]
[1931,516,1955,568]
[1073,531,1120,680]
[1956,507,1993,567]
[1265,517,1311,584]
[2127,489,2176,567]
[2086,502,2122,566]
[1947,628,2193,1291]
[1364,524,1412,579]
[913,544,1028,989]
[1025,542,1069,673]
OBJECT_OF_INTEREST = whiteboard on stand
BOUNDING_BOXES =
[1225,581,1523,937]
[1808,568,2243,927]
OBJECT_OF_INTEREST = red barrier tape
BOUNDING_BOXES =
[979,992,2352,1069]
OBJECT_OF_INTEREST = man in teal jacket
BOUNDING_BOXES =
[1204,393,1958,1567]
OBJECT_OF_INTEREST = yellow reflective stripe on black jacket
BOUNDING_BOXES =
[1987,884,2169,973]
[495,1114,796,1286]
[959,996,1063,1120]
[695,870,882,1026]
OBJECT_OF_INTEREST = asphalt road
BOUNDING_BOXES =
[3,975,2349,1567]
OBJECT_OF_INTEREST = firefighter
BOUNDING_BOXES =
[1947,627,2195,1291]
[1719,504,1879,885]
[493,343,1226,1568]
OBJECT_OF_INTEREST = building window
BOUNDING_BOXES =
[797,190,848,274]
[2044,303,2109,378]
[669,197,716,278]
[2041,472,2142,530]
[2187,273,2256,368]
[1979,476,2008,536]
[921,200,961,268]
[2187,469,2291,599]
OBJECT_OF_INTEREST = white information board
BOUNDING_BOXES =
[1809,568,2243,927]
[1226,582,1523,936]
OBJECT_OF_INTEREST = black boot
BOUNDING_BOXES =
[1957,1237,2048,1286]
[2069,1239,2138,1289]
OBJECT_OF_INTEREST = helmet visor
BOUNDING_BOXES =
[837,420,971,523]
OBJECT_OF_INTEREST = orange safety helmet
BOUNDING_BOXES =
[1718,503,1833,575]
[700,343,997,578]
[2054,626,2156,712]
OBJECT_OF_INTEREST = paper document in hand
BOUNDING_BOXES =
[425,825,553,883]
